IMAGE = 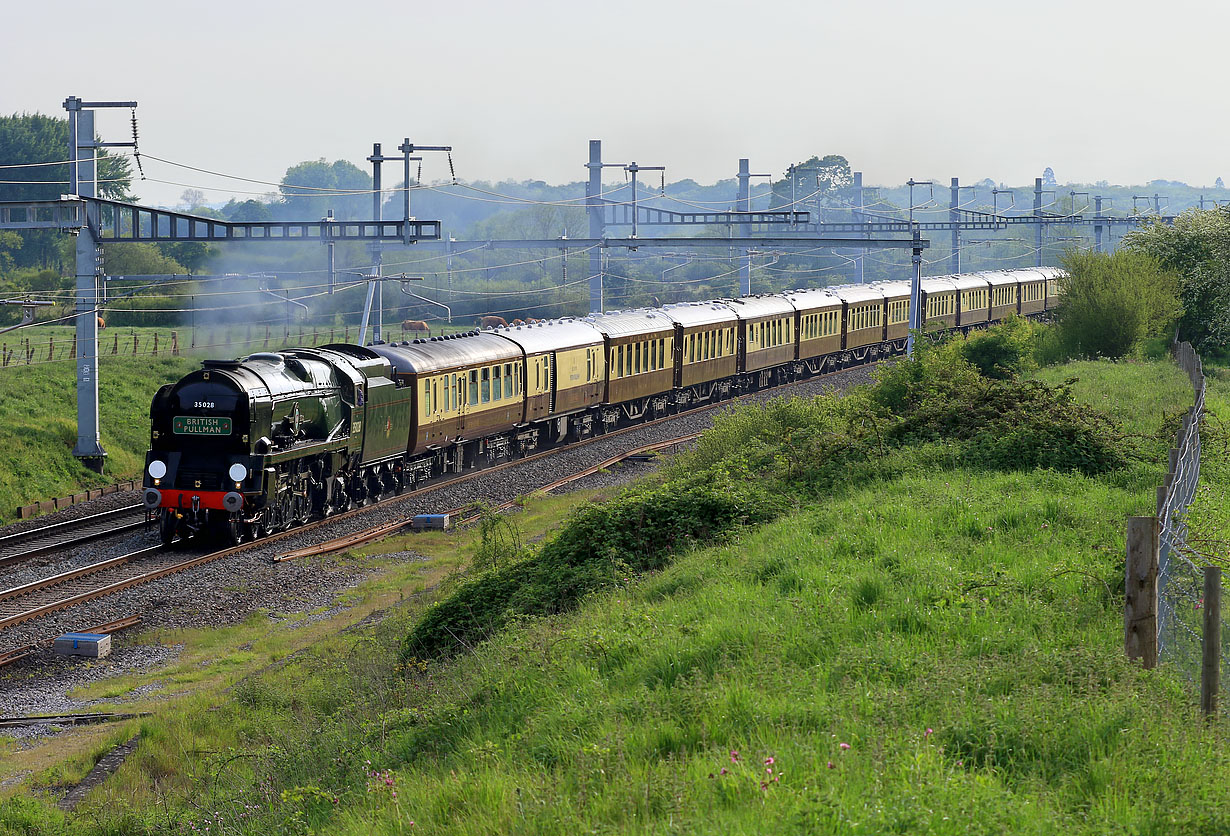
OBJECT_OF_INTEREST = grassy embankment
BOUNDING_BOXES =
[0,354,197,521]
[7,345,1230,835]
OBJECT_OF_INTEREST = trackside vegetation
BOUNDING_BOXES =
[9,324,1230,835]
[405,335,1136,661]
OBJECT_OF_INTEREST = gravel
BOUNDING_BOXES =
[0,365,875,715]
[0,643,180,742]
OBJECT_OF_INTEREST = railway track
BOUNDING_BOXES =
[0,363,867,654]
[0,504,146,570]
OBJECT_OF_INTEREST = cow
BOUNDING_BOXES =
[511,319,526,326]
[477,315,508,329]
[96,316,106,329]
[401,319,429,333]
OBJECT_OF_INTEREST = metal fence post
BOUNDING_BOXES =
[1126,515,1160,668]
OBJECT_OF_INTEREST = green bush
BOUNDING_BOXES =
[1053,249,1182,359]
[960,314,1040,379]
[403,463,786,659]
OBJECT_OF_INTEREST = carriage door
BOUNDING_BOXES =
[548,352,557,413]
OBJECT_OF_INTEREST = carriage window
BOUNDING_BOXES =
[480,367,491,403]
[634,342,641,374]
[492,365,503,401]
[469,370,479,404]
[423,379,432,416]
[659,338,665,369]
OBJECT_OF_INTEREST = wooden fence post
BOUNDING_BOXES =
[171,331,179,355]
[1203,566,1222,717]
[47,336,54,361]
[70,334,76,359]
[1125,515,1160,669]
[264,325,270,347]
[112,333,118,354]
[152,333,159,355]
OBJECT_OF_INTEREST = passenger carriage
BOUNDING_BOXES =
[781,287,843,373]
[586,308,675,424]
[370,334,523,475]
[872,281,911,346]
[1043,266,1063,311]
[661,301,739,406]
[832,285,887,362]
[984,271,1021,321]
[952,274,991,329]
[1017,268,1049,316]
[491,319,605,440]
[724,295,796,389]
[921,277,959,332]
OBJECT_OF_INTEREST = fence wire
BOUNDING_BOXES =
[1156,342,1221,685]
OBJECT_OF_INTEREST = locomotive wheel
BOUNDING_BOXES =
[224,515,245,546]
[278,492,294,531]
[158,511,178,547]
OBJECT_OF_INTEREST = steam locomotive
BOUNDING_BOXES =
[143,267,1061,545]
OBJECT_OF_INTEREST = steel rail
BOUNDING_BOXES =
[0,504,146,569]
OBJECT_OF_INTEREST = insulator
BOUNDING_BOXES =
[416,160,422,185]
[447,152,456,184]
[130,108,146,178]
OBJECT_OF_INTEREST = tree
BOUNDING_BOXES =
[0,113,135,271]
[223,199,273,222]
[179,189,206,210]
[278,159,372,220]
[102,243,187,276]
[1042,167,1058,187]
[1124,207,1230,349]
[1217,177,1225,189]
[1054,249,1181,359]
[768,154,852,214]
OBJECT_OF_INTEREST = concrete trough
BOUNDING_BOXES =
[410,513,450,532]
[53,633,112,658]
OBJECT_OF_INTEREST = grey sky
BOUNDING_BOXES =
[5,0,1225,206]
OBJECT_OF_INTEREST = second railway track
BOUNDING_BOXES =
[0,504,146,570]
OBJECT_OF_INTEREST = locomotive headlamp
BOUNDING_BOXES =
[148,460,167,479]
[228,463,248,482]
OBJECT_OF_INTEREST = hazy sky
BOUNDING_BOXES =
[5,0,1225,207]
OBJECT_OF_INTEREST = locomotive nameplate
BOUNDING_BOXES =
[173,416,232,436]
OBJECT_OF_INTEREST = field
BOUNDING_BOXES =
[6,355,1230,835]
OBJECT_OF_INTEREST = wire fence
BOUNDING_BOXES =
[0,322,466,369]
[1155,342,1222,687]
